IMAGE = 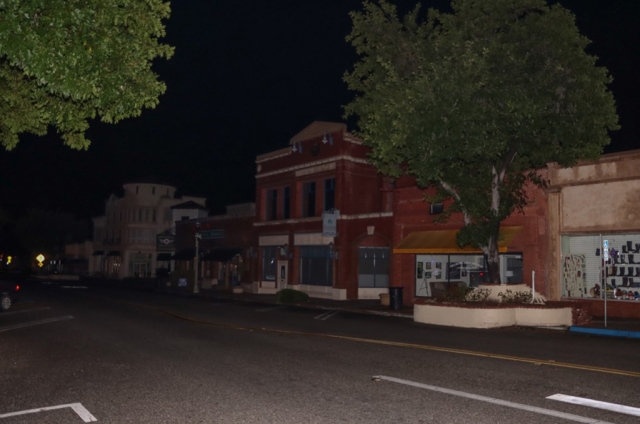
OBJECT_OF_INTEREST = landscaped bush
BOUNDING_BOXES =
[466,287,491,302]
[442,285,474,303]
[276,288,309,304]
[497,289,533,304]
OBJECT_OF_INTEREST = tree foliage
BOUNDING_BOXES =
[344,0,618,283]
[0,0,174,150]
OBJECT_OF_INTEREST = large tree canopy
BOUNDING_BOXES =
[345,0,618,283]
[0,0,174,150]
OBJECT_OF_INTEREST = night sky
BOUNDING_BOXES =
[0,0,638,221]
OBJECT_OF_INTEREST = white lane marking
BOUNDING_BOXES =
[548,394,640,418]
[0,316,74,332]
[314,310,339,321]
[0,402,97,422]
[372,375,613,424]
[256,306,283,312]
[1,307,51,316]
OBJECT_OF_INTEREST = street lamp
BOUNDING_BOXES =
[194,222,202,294]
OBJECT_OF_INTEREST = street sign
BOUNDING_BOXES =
[198,229,224,239]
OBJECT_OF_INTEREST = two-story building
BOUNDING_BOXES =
[251,121,394,300]
[170,203,254,292]
[90,180,206,279]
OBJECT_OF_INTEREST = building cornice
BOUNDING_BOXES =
[253,211,392,227]
[256,155,371,179]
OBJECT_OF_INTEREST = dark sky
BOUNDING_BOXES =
[0,0,638,221]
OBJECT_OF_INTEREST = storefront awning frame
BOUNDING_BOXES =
[394,226,522,254]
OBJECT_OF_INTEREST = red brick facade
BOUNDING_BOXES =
[390,173,550,306]
[253,122,394,299]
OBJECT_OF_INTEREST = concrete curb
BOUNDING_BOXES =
[569,326,640,339]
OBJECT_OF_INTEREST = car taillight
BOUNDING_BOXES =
[15,285,20,292]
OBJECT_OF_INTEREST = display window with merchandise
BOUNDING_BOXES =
[561,234,640,301]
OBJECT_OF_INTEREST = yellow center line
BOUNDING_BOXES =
[126,299,640,379]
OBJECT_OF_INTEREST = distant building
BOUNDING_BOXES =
[90,180,206,278]
[172,203,255,291]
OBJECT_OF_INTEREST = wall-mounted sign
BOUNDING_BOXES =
[322,210,340,237]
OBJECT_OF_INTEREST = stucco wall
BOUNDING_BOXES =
[562,180,640,232]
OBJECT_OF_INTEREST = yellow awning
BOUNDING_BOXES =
[394,226,522,254]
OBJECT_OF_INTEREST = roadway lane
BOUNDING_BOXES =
[1,282,638,423]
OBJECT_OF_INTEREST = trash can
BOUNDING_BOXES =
[388,287,404,310]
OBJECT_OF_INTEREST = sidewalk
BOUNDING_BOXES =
[569,318,640,339]
[197,288,640,339]
[197,288,414,318]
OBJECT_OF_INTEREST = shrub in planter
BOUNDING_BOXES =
[498,289,532,304]
[466,287,491,303]
[276,288,309,304]
[442,285,474,303]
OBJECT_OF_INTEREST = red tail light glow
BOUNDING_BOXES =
[15,285,20,291]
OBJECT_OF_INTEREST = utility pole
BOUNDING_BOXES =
[194,222,201,294]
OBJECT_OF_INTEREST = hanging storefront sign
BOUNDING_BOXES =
[156,234,175,250]
[322,210,340,237]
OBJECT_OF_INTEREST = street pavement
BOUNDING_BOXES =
[195,286,640,340]
[2,280,640,423]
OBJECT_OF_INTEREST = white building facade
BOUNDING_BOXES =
[90,181,206,278]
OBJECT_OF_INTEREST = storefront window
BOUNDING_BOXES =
[299,246,332,286]
[262,246,277,281]
[415,253,521,297]
[561,234,640,301]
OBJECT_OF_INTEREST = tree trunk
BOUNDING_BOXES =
[485,232,502,285]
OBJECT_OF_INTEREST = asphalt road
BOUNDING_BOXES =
[1,281,639,424]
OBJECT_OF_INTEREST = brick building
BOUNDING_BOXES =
[172,203,255,290]
[252,121,394,300]
[390,175,550,306]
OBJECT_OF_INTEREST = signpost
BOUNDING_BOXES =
[602,237,608,328]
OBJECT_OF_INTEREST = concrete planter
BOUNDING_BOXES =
[414,303,572,329]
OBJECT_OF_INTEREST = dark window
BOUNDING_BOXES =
[324,178,335,211]
[299,246,332,286]
[302,182,316,217]
[283,187,291,219]
[152,186,156,195]
[262,246,277,281]
[430,203,444,214]
[266,189,278,221]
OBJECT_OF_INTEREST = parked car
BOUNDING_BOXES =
[0,279,20,311]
